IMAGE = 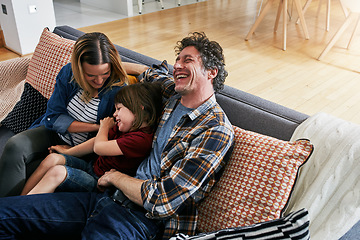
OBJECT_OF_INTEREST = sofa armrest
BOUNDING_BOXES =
[0,56,31,90]
[0,56,30,122]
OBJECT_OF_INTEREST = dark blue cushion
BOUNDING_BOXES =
[1,83,48,134]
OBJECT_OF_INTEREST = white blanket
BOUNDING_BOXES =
[284,112,360,240]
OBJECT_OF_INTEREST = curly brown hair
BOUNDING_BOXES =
[174,32,228,92]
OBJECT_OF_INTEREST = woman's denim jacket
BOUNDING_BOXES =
[30,63,123,145]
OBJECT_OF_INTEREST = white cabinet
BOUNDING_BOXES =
[0,0,56,55]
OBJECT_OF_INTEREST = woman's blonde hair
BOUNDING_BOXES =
[71,32,129,101]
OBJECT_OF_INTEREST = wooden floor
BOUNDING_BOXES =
[0,49,20,62]
[2,0,360,124]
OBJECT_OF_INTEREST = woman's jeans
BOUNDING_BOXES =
[0,192,161,240]
[0,126,65,197]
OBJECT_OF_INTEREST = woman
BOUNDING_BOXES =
[0,32,130,197]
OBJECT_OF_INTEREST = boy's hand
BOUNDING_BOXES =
[99,117,115,130]
[49,145,71,154]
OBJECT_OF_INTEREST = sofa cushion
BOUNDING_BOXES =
[197,126,313,233]
[26,27,75,99]
[1,83,48,134]
[172,208,310,240]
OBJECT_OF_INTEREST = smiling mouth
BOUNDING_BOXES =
[175,74,189,80]
[93,82,104,87]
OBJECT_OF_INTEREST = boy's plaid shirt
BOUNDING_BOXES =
[139,61,234,239]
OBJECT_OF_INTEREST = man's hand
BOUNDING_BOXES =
[97,169,118,192]
[49,145,71,154]
[97,169,144,206]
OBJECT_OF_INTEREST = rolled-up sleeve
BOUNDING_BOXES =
[140,61,175,101]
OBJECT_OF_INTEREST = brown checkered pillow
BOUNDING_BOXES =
[25,28,75,99]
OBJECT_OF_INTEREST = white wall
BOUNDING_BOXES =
[0,0,56,55]
[80,0,133,17]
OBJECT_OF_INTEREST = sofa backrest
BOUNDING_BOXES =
[53,26,308,141]
[216,85,308,141]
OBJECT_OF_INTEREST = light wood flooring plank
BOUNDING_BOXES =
[0,48,20,62]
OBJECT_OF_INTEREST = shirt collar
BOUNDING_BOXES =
[187,94,216,121]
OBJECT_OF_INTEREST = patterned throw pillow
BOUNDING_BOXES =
[25,27,75,99]
[197,126,313,233]
[1,83,48,133]
[173,208,310,240]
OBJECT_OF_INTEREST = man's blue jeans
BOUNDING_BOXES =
[0,191,161,239]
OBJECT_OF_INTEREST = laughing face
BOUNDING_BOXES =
[173,46,208,96]
[113,103,136,133]
[82,62,111,90]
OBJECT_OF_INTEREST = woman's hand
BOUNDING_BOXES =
[49,145,71,154]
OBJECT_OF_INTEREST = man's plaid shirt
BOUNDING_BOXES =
[139,61,234,239]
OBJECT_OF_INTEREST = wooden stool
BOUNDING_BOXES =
[177,0,199,7]
[296,0,331,31]
[138,0,164,14]
[245,0,310,51]
[318,0,360,60]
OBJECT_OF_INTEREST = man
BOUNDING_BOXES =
[0,32,234,240]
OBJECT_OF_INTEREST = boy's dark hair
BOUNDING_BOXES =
[114,82,163,131]
[174,32,228,92]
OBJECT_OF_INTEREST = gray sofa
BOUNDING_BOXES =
[0,26,358,239]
